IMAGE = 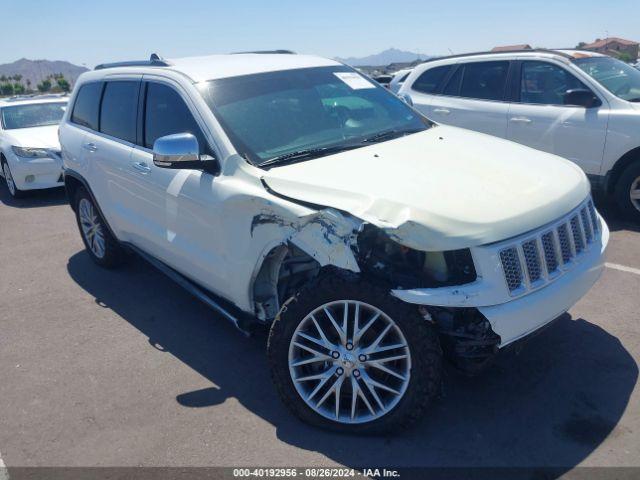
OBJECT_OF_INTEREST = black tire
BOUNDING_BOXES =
[614,161,640,221]
[2,158,27,198]
[268,271,442,433]
[74,187,125,268]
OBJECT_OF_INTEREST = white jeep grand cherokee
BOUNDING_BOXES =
[59,52,609,433]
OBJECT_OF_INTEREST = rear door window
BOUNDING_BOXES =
[412,65,452,94]
[459,61,510,101]
[71,82,103,130]
[143,82,207,152]
[99,81,139,143]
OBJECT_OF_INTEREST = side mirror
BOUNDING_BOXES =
[398,93,413,106]
[563,89,601,108]
[153,133,208,169]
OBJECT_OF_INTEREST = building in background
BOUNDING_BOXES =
[582,37,639,61]
[491,44,532,52]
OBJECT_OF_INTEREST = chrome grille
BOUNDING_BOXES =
[499,197,600,295]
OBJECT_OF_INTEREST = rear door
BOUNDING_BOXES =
[428,60,512,138]
[81,78,141,238]
[506,60,608,175]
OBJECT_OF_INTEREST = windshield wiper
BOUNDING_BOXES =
[628,97,640,102]
[361,128,424,144]
[257,144,362,168]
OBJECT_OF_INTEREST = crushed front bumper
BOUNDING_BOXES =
[392,212,609,347]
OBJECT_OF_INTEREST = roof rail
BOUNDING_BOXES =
[231,50,296,55]
[2,93,68,102]
[420,48,575,64]
[95,53,171,70]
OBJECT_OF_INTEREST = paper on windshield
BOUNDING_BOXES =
[333,72,376,90]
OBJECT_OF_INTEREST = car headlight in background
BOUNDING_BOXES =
[12,146,51,159]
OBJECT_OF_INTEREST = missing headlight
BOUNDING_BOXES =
[356,225,476,289]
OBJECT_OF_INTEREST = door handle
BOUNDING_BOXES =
[433,108,451,115]
[132,161,151,173]
[82,142,98,152]
[510,117,532,124]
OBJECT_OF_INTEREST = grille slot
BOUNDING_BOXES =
[499,247,523,292]
[557,223,572,264]
[588,200,598,233]
[541,231,558,273]
[522,240,542,283]
[570,215,584,253]
[580,207,593,243]
[497,197,600,296]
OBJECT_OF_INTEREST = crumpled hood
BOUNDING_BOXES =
[262,125,590,251]
[5,125,60,150]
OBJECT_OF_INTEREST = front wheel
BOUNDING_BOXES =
[614,161,640,221]
[268,273,442,433]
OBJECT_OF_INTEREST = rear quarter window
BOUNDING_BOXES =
[71,82,103,130]
[411,65,452,94]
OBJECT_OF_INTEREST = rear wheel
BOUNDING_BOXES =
[74,187,125,268]
[614,161,640,221]
[2,159,26,198]
[268,273,442,433]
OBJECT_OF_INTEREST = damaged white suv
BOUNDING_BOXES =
[59,52,609,433]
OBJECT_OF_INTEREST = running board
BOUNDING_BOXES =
[125,244,252,337]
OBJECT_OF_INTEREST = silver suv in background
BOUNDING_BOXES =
[399,49,640,220]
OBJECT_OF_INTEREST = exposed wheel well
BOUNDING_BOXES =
[607,147,640,195]
[252,244,321,322]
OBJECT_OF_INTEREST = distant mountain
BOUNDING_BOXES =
[0,58,88,87]
[336,48,431,67]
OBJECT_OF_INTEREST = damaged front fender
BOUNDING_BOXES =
[250,207,362,272]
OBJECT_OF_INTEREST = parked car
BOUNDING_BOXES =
[59,52,608,433]
[373,74,393,88]
[389,68,412,93]
[399,49,640,220]
[0,95,67,198]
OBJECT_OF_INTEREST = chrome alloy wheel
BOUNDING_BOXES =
[288,300,411,424]
[78,198,106,259]
[3,162,16,196]
[630,176,640,213]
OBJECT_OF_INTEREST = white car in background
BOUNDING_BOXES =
[389,68,412,93]
[0,95,68,198]
[399,49,640,220]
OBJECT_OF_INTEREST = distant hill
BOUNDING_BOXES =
[336,48,431,67]
[0,58,88,88]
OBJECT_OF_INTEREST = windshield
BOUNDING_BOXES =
[574,57,640,101]
[1,102,67,130]
[197,66,430,166]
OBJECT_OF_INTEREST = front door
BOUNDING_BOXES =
[125,79,229,296]
[507,60,609,175]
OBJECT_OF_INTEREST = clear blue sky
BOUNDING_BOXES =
[2,0,636,67]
